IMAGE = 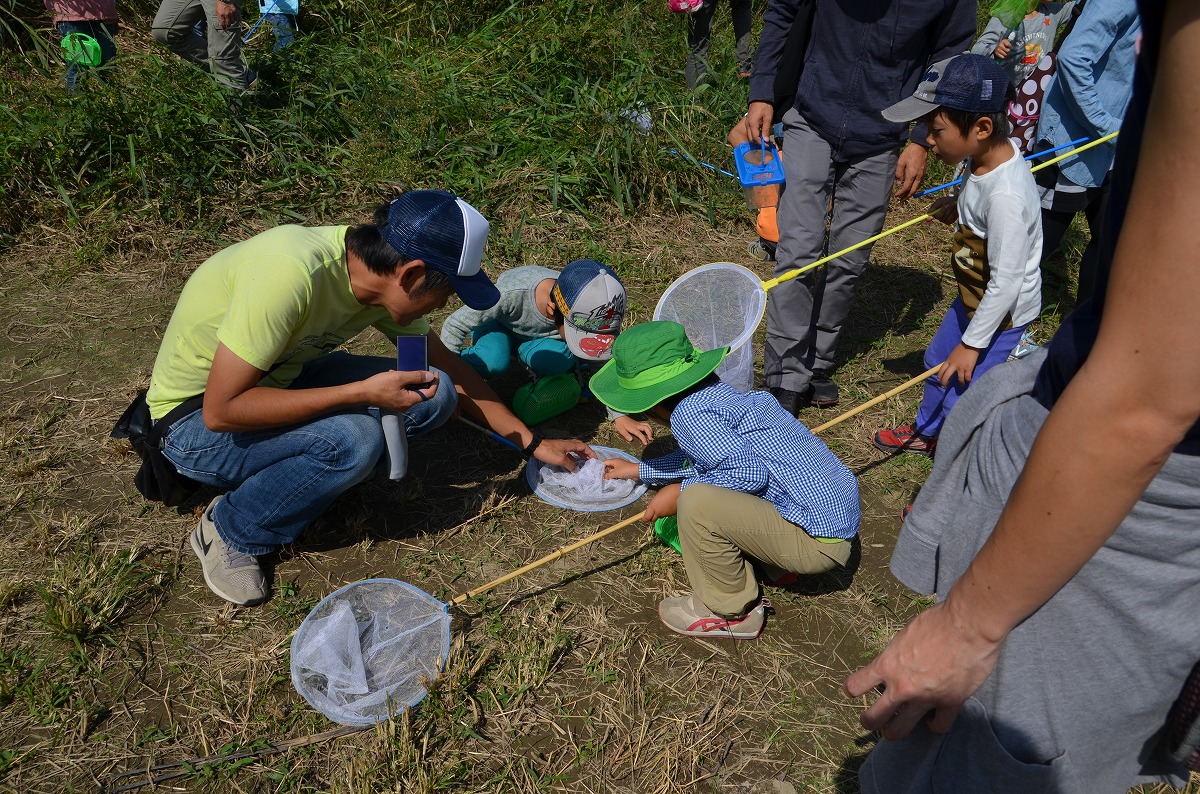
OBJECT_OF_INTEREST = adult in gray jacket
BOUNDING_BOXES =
[733,0,976,412]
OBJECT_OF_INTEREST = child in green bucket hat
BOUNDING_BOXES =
[592,321,861,640]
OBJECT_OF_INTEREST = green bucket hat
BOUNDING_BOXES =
[590,321,728,414]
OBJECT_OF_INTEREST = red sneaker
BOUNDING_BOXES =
[874,424,937,457]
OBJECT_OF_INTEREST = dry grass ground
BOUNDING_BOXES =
[2,183,1193,794]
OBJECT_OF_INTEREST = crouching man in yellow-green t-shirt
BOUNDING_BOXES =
[145,190,597,606]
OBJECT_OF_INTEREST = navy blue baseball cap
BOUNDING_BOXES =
[882,54,1013,123]
[378,190,500,310]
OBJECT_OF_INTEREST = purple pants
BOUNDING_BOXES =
[914,298,1027,438]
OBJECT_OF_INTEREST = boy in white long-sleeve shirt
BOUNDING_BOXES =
[873,54,1043,457]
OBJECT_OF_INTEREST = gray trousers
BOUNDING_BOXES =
[862,349,1200,794]
[764,109,898,392]
[151,0,248,89]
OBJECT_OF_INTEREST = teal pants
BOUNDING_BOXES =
[459,320,574,379]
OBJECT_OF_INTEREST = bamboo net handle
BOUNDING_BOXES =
[812,365,940,434]
[450,513,644,605]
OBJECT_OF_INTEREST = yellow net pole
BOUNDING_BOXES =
[761,131,1120,293]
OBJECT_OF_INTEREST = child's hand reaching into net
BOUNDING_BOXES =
[603,458,640,481]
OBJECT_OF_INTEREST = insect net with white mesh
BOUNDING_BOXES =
[292,511,648,725]
[653,262,766,392]
[291,578,451,726]
[526,446,646,512]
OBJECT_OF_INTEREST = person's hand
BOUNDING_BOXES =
[844,597,1005,739]
[727,118,753,147]
[993,39,1013,59]
[534,439,596,472]
[938,343,980,387]
[732,101,776,149]
[360,370,439,411]
[894,142,929,199]
[602,458,640,481]
[215,0,239,29]
[614,415,653,444]
[643,483,681,522]
[928,195,959,225]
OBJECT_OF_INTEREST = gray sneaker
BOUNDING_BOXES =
[657,594,766,640]
[747,239,776,262]
[190,496,269,606]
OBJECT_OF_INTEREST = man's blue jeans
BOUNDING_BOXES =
[162,353,456,555]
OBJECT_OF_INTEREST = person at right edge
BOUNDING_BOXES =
[734,0,976,414]
[845,1,1200,791]
[1033,0,1140,304]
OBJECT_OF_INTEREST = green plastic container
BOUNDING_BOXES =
[61,32,102,67]
[654,515,681,554]
[513,372,580,426]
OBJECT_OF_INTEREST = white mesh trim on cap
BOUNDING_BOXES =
[454,198,489,276]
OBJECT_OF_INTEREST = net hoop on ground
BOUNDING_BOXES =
[291,578,451,726]
[654,262,766,392]
[525,446,646,512]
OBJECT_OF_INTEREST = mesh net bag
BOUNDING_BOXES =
[291,579,451,725]
[525,446,646,512]
[654,262,766,392]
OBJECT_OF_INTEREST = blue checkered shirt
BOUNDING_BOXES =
[637,383,860,539]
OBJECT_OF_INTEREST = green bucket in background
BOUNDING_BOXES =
[61,32,102,67]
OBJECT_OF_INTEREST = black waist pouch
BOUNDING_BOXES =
[111,391,204,507]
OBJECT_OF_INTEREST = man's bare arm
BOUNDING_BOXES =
[426,332,595,470]
[846,0,1200,739]
[202,343,434,432]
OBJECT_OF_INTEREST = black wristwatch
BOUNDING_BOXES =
[522,431,544,460]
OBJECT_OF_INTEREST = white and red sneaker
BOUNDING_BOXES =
[657,594,766,640]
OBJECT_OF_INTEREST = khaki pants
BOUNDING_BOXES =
[151,0,248,89]
[677,483,852,617]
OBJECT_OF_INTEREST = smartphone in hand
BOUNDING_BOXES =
[396,335,433,390]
